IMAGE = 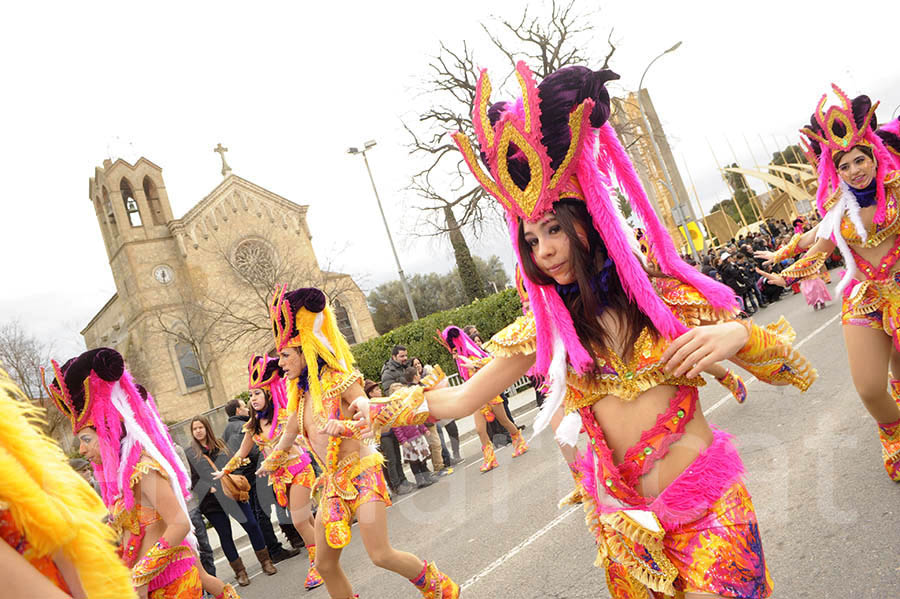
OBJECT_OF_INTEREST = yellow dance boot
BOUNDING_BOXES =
[879,380,900,481]
[511,429,529,457]
[215,583,240,599]
[410,560,459,599]
[304,544,324,590]
[480,443,499,472]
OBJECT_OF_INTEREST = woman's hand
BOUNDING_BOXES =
[321,419,347,437]
[211,470,224,480]
[755,267,786,287]
[753,250,776,265]
[661,321,750,378]
[256,462,275,477]
[348,396,371,428]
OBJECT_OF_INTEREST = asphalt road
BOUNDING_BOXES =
[220,285,900,598]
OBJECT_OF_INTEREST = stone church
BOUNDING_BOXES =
[81,155,377,422]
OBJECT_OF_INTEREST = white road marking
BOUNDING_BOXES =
[702,312,841,418]
[459,506,580,591]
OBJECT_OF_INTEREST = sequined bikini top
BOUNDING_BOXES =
[109,455,166,537]
[487,278,736,409]
[830,172,900,248]
[248,410,287,451]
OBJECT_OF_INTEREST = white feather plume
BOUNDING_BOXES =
[109,382,198,551]
[530,327,567,439]
[554,411,582,447]
[817,183,862,297]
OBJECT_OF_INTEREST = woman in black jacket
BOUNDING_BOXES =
[187,415,274,587]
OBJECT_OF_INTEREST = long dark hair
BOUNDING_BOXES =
[190,415,228,459]
[518,200,658,366]
[246,389,273,436]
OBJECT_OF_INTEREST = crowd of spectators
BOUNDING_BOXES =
[691,217,841,316]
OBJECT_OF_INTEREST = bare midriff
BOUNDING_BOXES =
[590,384,713,498]
[301,393,368,469]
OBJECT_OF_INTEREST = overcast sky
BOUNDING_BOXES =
[2,0,899,357]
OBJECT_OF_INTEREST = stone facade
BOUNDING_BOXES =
[82,157,377,423]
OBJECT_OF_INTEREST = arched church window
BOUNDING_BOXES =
[332,299,357,344]
[174,341,204,389]
[121,178,142,227]
[233,238,276,285]
[102,187,118,235]
[143,176,165,225]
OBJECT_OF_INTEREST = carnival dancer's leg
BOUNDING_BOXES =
[357,499,459,598]
[193,552,240,599]
[313,508,352,598]
[473,410,499,472]
[490,402,528,456]
[288,481,324,589]
[844,323,900,420]
[844,324,900,479]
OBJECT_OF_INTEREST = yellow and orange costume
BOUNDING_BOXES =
[372,278,816,597]
[492,279,813,597]
[260,285,458,598]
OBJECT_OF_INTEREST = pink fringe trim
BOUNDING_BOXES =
[269,378,289,439]
[286,449,313,478]
[595,124,737,311]
[648,428,744,526]
[578,132,689,341]
[147,553,197,591]
[575,428,745,527]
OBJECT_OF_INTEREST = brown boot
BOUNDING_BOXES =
[255,547,278,575]
[229,557,250,587]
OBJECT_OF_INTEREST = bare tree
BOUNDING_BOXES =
[0,320,65,437]
[201,236,363,352]
[149,283,228,410]
[405,0,613,301]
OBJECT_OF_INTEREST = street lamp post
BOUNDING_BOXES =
[347,140,419,321]
[636,41,701,263]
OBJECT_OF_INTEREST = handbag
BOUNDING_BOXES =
[203,453,250,503]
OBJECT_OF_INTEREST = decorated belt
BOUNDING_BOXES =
[846,272,900,317]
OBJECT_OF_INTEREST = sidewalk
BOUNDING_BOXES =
[206,387,539,563]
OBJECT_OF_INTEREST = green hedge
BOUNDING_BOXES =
[352,289,522,382]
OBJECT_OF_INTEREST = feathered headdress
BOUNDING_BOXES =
[1,367,135,598]
[42,348,195,551]
[800,85,900,296]
[451,62,736,437]
[247,353,288,439]
[269,285,354,418]
[800,84,897,223]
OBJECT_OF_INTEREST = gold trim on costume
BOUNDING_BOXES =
[484,312,537,358]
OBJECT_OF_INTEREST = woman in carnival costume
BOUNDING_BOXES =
[0,366,134,599]
[437,325,528,471]
[214,354,324,590]
[360,63,817,598]
[43,348,239,599]
[757,86,900,480]
[257,286,459,599]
